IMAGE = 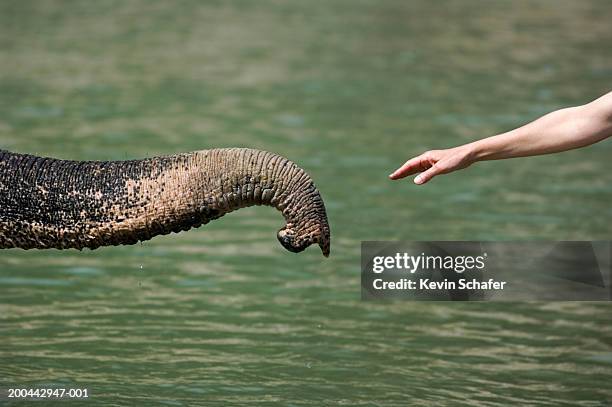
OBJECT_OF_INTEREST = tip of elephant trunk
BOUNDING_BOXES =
[319,238,330,257]
[317,221,331,257]
[277,220,331,258]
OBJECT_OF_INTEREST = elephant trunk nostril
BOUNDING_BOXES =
[277,228,301,253]
[277,223,331,256]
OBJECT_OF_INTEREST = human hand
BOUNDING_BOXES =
[388,145,476,185]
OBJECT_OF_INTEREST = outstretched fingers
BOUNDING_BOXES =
[388,155,431,180]
[390,146,474,185]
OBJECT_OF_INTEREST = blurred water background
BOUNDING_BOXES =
[1,1,611,405]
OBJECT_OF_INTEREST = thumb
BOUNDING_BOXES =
[414,164,442,185]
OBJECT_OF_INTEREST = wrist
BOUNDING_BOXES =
[461,142,483,164]
[465,134,505,162]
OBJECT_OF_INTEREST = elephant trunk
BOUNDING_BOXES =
[0,148,330,256]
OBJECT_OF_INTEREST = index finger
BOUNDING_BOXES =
[388,155,430,180]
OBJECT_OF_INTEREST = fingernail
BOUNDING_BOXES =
[414,175,422,184]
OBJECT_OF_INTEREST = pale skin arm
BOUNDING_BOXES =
[389,91,612,184]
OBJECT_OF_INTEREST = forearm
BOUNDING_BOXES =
[389,91,612,184]
[468,93,612,162]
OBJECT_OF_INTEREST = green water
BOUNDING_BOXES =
[1,1,611,405]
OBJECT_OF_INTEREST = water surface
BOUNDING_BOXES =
[1,1,611,405]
